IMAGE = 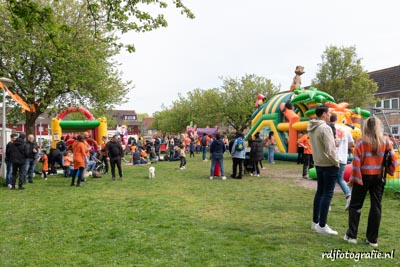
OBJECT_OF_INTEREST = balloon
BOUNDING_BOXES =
[308,167,317,179]
[343,164,352,182]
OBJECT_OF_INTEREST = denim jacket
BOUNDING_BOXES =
[231,137,246,159]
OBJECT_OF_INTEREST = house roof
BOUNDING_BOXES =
[369,65,400,95]
[142,117,154,129]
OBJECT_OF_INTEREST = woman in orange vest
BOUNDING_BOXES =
[71,134,87,187]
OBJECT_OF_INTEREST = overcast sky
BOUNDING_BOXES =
[115,0,400,116]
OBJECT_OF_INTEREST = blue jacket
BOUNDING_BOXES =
[231,137,246,159]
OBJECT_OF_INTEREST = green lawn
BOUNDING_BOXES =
[1,155,399,266]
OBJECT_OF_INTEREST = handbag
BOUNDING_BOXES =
[380,141,391,185]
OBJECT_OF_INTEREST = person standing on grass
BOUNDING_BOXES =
[5,133,18,189]
[298,133,313,179]
[201,133,208,161]
[344,117,398,247]
[100,136,109,174]
[266,131,276,164]
[308,105,339,235]
[9,133,27,190]
[331,114,354,210]
[250,132,264,177]
[106,135,124,180]
[41,150,49,180]
[71,134,87,187]
[25,134,39,183]
[209,133,226,180]
[179,144,187,170]
[230,132,246,179]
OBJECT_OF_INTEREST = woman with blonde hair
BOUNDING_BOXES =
[344,117,398,247]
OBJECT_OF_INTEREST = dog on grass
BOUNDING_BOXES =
[149,166,155,179]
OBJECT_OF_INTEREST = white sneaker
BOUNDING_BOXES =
[7,184,12,189]
[250,173,253,176]
[311,222,318,231]
[316,224,338,235]
[256,174,260,177]
[366,239,378,247]
[344,234,357,244]
[209,176,213,180]
[222,176,226,180]
[345,197,351,211]
[180,167,184,170]
[329,205,332,211]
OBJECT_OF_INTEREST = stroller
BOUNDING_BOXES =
[92,155,106,177]
[243,151,255,175]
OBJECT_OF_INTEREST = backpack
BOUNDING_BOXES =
[235,138,245,151]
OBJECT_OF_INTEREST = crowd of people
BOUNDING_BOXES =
[4,109,399,248]
[4,132,126,189]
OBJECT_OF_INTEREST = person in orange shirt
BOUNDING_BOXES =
[63,150,72,177]
[71,134,87,187]
[41,150,49,181]
[298,133,313,179]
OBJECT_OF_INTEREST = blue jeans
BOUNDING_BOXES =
[210,158,225,176]
[202,146,207,160]
[25,158,36,183]
[6,160,13,185]
[268,145,275,163]
[313,166,339,227]
[336,163,351,197]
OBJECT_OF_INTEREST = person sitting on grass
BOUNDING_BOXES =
[132,150,148,165]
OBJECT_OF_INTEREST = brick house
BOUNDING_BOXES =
[369,65,400,137]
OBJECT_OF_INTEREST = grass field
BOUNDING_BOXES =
[1,154,399,266]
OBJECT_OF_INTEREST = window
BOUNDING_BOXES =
[392,99,399,109]
[391,126,399,135]
[375,98,400,109]
[123,115,137,120]
[384,99,390,108]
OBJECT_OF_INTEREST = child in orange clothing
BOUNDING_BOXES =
[298,133,313,179]
[63,150,72,177]
[41,150,49,180]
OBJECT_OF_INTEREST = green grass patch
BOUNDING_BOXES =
[1,155,399,266]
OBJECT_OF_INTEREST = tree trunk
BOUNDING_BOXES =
[24,112,39,138]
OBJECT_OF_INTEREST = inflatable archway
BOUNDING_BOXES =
[51,107,107,148]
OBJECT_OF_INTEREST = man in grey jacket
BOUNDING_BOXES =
[308,105,339,235]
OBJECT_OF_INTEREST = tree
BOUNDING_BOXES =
[220,74,279,132]
[152,74,279,133]
[0,1,129,135]
[311,45,379,108]
[0,0,193,135]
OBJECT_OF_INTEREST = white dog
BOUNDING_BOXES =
[149,166,155,179]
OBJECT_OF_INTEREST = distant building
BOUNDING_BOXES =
[369,65,400,137]
[141,117,158,137]
[107,109,139,135]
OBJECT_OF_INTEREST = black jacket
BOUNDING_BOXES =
[210,139,226,159]
[106,141,123,159]
[8,137,26,164]
[25,141,39,159]
[250,137,265,161]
